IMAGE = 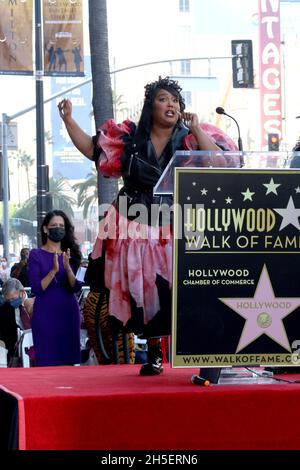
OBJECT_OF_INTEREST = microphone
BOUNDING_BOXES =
[191,374,210,386]
[216,106,243,152]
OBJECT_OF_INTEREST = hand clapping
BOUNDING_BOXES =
[63,248,71,272]
[52,252,59,274]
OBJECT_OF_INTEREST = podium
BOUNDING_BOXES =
[154,150,300,374]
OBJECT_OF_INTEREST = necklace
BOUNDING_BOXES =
[41,247,62,254]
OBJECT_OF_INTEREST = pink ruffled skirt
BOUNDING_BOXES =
[92,206,172,328]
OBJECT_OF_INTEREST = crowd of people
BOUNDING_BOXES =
[0,248,30,288]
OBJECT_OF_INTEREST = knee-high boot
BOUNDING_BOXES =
[139,337,163,376]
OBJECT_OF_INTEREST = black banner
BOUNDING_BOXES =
[172,168,300,367]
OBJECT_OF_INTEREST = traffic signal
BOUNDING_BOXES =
[268,133,280,151]
[231,40,254,88]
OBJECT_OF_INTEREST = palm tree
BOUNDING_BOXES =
[88,0,118,209]
[19,150,34,198]
[13,175,76,239]
[44,130,53,145]
[10,151,21,206]
[112,91,128,120]
[48,176,76,218]
[72,168,98,219]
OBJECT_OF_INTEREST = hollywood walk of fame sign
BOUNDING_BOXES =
[172,168,300,367]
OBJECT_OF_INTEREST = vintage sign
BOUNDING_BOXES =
[0,122,18,150]
[258,0,282,148]
[0,0,33,75]
[172,168,300,367]
[43,0,84,76]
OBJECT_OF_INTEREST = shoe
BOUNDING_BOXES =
[197,368,221,384]
[191,375,210,386]
[139,338,163,376]
[140,362,164,376]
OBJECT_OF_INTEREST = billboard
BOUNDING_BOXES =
[43,0,84,77]
[0,0,33,75]
[258,0,282,149]
[51,74,93,180]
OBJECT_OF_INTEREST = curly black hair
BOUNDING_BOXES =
[135,76,185,141]
[143,76,185,112]
[41,210,82,271]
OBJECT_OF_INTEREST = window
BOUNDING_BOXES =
[180,60,191,75]
[182,91,192,107]
[179,0,190,13]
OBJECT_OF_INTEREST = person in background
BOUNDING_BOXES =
[10,248,30,288]
[0,278,33,364]
[28,210,82,367]
[290,139,300,167]
[0,257,11,286]
[58,76,238,379]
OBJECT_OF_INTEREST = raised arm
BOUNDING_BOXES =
[58,98,94,159]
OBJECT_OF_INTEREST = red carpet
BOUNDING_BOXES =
[1,365,300,450]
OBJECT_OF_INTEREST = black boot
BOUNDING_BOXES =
[140,338,163,376]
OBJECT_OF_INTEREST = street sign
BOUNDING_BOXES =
[0,122,18,150]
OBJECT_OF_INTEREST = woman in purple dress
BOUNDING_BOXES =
[28,210,82,366]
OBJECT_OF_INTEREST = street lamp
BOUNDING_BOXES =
[35,0,48,246]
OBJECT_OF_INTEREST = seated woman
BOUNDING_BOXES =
[0,278,33,364]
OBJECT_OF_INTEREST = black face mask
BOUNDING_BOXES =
[48,227,65,242]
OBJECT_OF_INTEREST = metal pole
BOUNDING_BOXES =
[1,114,10,262]
[35,0,47,246]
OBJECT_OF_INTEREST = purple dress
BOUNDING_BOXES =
[28,248,81,366]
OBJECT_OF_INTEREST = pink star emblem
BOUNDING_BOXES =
[219,265,300,352]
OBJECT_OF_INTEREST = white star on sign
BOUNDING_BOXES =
[295,186,300,194]
[274,196,300,231]
[201,188,208,195]
[263,177,281,195]
[219,265,300,352]
[241,187,255,201]
[225,197,232,204]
